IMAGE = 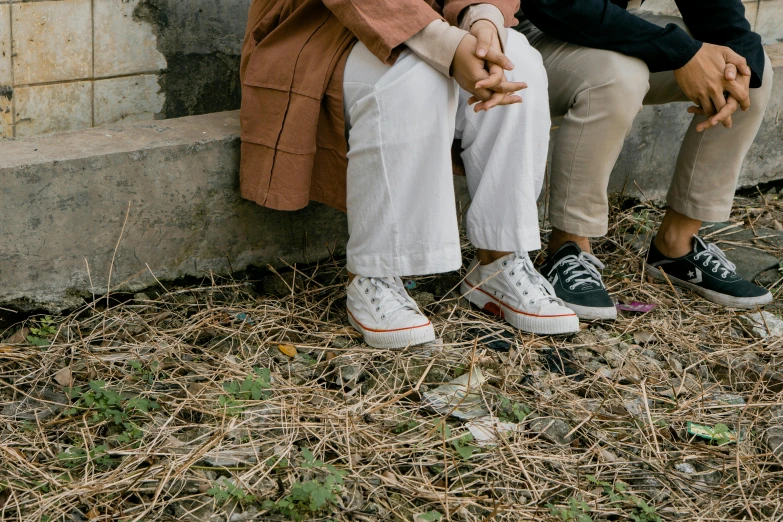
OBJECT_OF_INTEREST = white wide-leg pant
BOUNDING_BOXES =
[343,31,550,277]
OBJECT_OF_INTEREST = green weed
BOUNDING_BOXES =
[497,396,531,423]
[587,475,662,522]
[219,367,272,415]
[436,422,479,460]
[27,316,57,347]
[547,496,593,522]
[63,380,159,446]
[262,448,346,521]
[207,477,255,504]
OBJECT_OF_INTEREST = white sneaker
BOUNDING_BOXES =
[347,276,436,349]
[461,253,580,335]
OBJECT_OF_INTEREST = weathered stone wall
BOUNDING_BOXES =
[137,0,251,118]
[0,111,347,311]
[0,0,780,139]
[0,0,168,138]
[642,0,782,43]
[0,0,251,139]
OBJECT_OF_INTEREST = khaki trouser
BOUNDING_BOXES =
[517,10,774,237]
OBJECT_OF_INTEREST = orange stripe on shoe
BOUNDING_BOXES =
[463,281,577,318]
[347,310,432,333]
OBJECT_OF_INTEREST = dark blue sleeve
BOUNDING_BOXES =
[675,0,764,87]
[520,0,703,72]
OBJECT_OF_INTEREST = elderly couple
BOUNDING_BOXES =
[240,0,774,348]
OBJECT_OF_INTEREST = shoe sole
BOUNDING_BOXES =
[646,265,773,309]
[461,281,580,335]
[561,302,617,321]
[347,312,436,349]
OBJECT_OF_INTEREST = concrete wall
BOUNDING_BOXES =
[0,111,347,311]
[0,0,780,139]
[0,0,250,139]
[0,0,168,138]
[643,0,783,43]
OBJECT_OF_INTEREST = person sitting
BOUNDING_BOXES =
[516,0,774,320]
[239,0,580,348]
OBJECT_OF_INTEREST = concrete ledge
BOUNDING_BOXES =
[0,111,347,311]
[1,48,781,311]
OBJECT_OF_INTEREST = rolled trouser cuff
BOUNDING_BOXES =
[347,244,463,278]
[547,211,609,238]
[665,195,732,224]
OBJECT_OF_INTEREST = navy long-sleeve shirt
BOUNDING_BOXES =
[519,0,765,87]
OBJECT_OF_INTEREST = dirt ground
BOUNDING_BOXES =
[2,192,783,522]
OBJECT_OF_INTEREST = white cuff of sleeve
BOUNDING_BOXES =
[405,19,468,77]
[459,4,508,51]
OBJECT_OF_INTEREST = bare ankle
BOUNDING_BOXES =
[476,249,513,265]
[654,209,701,258]
[549,228,591,255]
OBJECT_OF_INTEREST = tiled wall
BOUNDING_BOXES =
[642,0,783,44]
[0,0,166,139]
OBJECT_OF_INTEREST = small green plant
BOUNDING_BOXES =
[265,456,289,469]
[452,433,479,460]
[547,496,593,522]
[436,422,479,460]
[58,444,114,469]
[451,363,470,378]
[219,367,272,415]
[417,511,443,521]
[630,209,655,235]
[207,477,255,504]
[27,316,57,347]
[498,396,531,423]
[707,423,732,445]
[393,412,420,434]
[262,448,346,521]
[587,475,661,522]
[128,360,161,384]
[63,380,159,445]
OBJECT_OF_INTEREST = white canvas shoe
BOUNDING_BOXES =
[347,276,436,349]
[461,253,580,335]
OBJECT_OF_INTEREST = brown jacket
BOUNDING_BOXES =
[239,0,519,212]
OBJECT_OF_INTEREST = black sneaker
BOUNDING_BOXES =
[539,242,617,320]
[646,236,772,308]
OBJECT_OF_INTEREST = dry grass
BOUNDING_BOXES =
[2,193,783,522]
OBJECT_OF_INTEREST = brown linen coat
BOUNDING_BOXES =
[239,0,520,212]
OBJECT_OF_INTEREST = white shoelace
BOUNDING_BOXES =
[551,251,605,290]
[504,255,563,306]
[692,237,736,279]
[358,277,419,319]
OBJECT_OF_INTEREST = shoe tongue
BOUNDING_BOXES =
[554,241,583,260]
[692,236,709,254]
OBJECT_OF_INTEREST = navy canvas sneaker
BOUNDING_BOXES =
[646,236,772,308]
[539,242,617,321]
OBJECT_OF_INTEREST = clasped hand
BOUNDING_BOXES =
[451,21,526,112]
[674,43,752,132]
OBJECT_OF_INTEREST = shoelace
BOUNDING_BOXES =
[692,238,736,279]
[358,277,419,319]
[550,251,605,290]
[504,255,563,306]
